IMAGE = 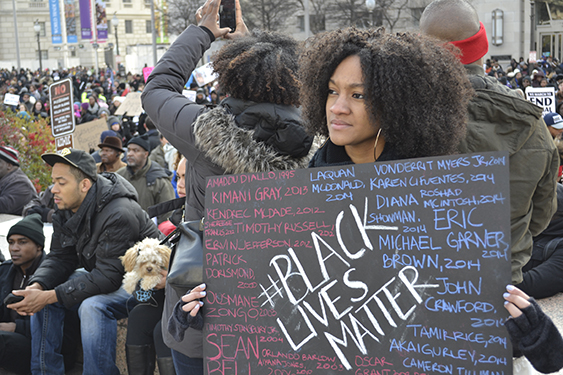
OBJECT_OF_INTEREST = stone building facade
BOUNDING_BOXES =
[288,0,540,66]
[0,0,159,72]
[0,0,560,73]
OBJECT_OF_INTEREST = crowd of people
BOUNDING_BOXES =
[0,60,221,147]
[1,0,563,374]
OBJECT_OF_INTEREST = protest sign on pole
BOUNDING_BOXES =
[203,151,512,375]
[49,78,75,138]
[526,87,556,116]
[55,134,73,154]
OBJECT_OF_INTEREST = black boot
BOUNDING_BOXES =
[157,356,177,375]
[126,344,156,375]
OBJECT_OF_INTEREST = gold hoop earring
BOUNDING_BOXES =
[373,128,382,162]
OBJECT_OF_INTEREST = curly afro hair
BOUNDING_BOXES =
[299,27,474,159]
[212,30,301,106]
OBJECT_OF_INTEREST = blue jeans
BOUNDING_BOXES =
[171,349,203,375]
[31,271,134,375]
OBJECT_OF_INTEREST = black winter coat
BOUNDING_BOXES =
[142,25,313,222]
[29,173,160,308]
[142,25,313,358]
[518,183,563,298]
[0,253,45,338]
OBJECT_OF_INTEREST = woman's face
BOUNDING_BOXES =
[326,55,378,155]
[35,101,42,111]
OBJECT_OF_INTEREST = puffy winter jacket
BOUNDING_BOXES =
[0,253,45,338]
[29,172,160,308]
[142,25,313,358]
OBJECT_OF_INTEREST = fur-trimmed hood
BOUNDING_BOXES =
[193,99,314,174]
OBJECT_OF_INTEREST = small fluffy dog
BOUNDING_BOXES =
[121,238,172,294]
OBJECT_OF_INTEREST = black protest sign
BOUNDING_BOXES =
[202,151,511,375]
[49,79,75,137]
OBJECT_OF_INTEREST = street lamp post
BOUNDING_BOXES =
[93,42,99,76]
[151,0,157,66]
[12,0,21,69]
[366,0,376,28]
[34,20,42,71]
[111,14,119,56]
[531,1,536,52]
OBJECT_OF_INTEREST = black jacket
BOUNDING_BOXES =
[309,139,401,168]
[146,129,161,153]
[142,25,313,222]
[142,25,313,357]
[518,183,563,298]
[29,173,160,308]
[0,252,45,339]
[0,167,38,216]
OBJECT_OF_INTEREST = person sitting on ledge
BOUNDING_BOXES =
[0,146,38,216]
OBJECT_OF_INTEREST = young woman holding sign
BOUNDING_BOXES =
[300,28,472,167]
[299,27,563,374]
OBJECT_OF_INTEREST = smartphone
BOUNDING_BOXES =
[3,293,24,305]
[219,0,236,32]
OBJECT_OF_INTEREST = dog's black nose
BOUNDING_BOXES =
[147,267,153,272]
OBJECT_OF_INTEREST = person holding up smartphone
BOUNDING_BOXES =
[219,0,236,31]
[142,0,313,374]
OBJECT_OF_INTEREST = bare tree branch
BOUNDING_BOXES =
[241,0,301,31]
[166,0,200,35]
[379,0,410,32]
[328,0,415,31]
[329,0,371,28]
